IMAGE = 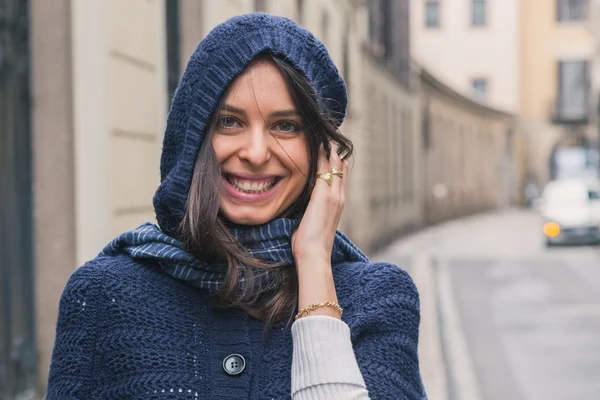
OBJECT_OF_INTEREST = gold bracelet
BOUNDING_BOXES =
[295,301,343,320]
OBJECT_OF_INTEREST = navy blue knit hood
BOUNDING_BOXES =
[153,12,348,236]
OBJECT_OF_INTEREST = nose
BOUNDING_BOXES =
[238,125,271,166]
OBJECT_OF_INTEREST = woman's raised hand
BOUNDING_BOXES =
[291,143,349,319]
[291,143,348,264]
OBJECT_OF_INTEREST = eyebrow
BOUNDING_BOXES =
[221,104,300,118]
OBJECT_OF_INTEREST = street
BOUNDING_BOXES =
[374,209,600,400]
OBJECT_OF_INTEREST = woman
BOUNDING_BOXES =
[47,13,427,399]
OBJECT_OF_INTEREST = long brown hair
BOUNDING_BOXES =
[179,54,354,325]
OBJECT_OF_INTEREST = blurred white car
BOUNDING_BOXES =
[538,178,600,247]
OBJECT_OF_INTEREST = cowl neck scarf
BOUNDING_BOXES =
[100,218,369,293]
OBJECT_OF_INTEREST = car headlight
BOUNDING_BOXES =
[543,222,561,237]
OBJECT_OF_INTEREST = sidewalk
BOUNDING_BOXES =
[370,209,539,400]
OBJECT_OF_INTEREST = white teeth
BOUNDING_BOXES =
[228,176,276,193]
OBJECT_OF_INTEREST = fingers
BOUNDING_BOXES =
[308,143,348,237]
[315,144,331,189]
[314,142,347,207]
[329,143,343,194]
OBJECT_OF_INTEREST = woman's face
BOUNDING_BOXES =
[212,61,309,225]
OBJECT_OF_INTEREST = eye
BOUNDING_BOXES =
[274,121,301,133]
[217,116,240,129]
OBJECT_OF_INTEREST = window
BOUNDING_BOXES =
[166,0,180,108]
[425,1,440,28]
[472,0,486,26]
[472,78,488,96]
[557,60,588,119]
[557,0,587,22]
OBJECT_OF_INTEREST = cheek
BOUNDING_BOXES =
[211,135,229,163]
[287,139,310,176]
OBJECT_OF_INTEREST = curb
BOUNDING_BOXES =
[434,256,482,400]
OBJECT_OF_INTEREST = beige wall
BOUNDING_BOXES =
[520,0,594,185]
[107,0,167,237]
[263,0,299,19]
[179,0,204,71]
[30,0,77,393]
[351,51,420,250]
[411,0,520,113]
[419,68,518,224]
[521,0,594,119]
[72,0,167,265]
[71,0,111,266]
[196,0,349,73]
[202,0,255,34]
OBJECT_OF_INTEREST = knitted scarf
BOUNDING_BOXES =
[100,219,368,292]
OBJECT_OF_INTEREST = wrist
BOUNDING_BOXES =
[294,252,338,312]
[293,251,330,270]
[296,264,338,310]
[295,259,333,283]
[296,301,343,320]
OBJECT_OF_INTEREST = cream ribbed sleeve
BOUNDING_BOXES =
[291,316,370,399]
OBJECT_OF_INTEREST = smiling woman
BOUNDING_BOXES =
[46,13,427,400]
[213,60,311,225]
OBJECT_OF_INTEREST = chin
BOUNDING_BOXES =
[222,210,273,226]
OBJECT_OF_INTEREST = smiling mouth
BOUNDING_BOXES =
[225,174,281,194]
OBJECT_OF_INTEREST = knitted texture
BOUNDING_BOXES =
[99,218,367,293]
[47,255,427,399]
[153,12,348,237]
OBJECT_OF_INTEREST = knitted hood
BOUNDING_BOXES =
[152,12,348,236]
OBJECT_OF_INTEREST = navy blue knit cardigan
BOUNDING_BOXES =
[46,13,427,400]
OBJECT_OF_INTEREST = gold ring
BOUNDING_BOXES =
[316,172,333,186]
[330,168,344,178]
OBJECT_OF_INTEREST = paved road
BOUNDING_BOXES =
[374,209,600,400]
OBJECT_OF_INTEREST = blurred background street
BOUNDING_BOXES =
[2,0,600,399]
[375,209,600,400]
